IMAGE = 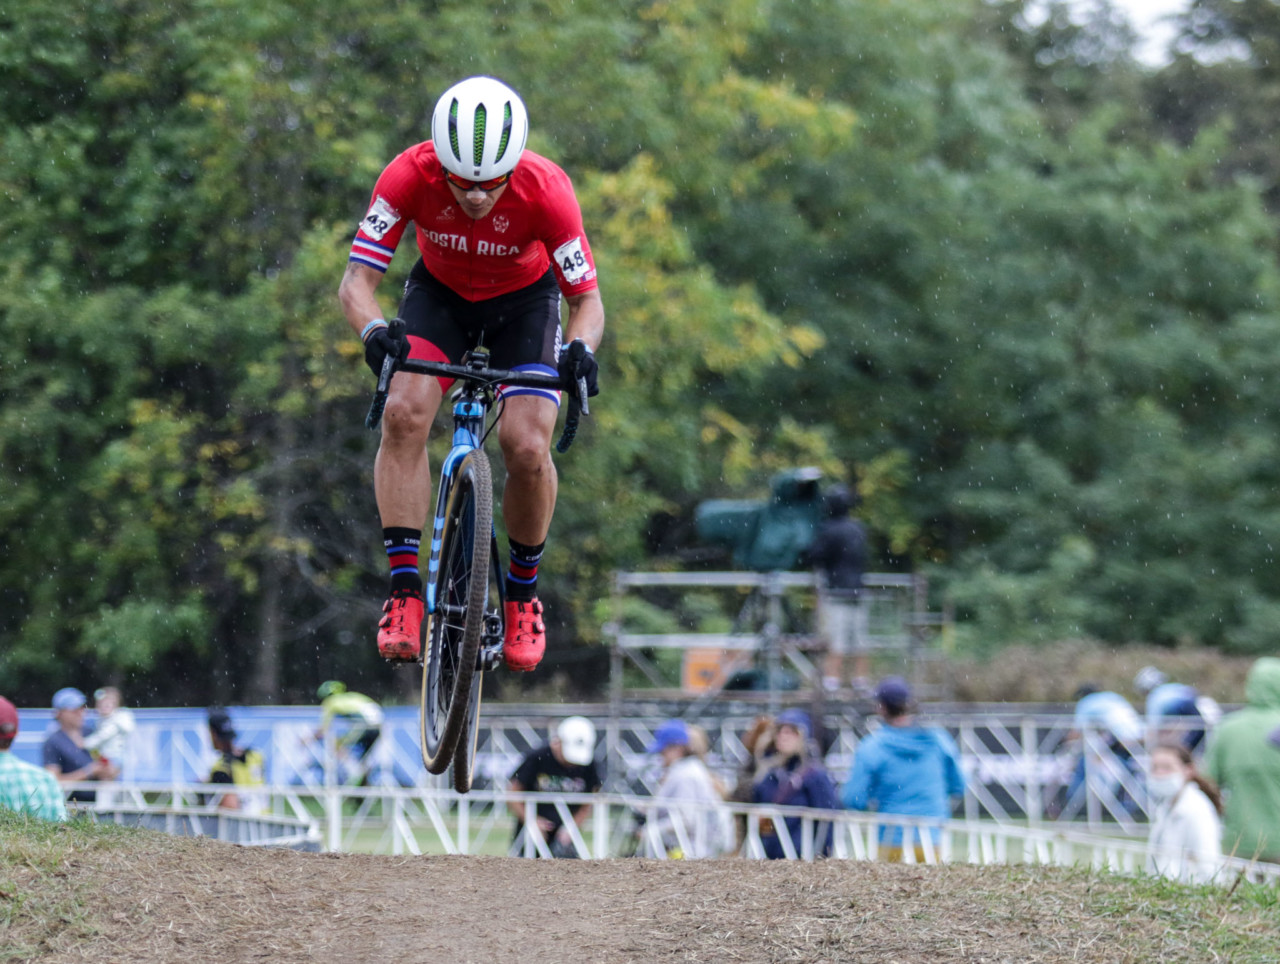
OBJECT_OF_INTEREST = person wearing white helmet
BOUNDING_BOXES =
[338,76,605,672]
[507,716,601,856]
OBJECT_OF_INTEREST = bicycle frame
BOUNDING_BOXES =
[424,387,490,620]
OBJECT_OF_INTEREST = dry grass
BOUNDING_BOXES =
[3,813,1280,963]
[939,640,1258,704]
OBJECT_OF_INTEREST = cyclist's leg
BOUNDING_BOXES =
[375,263,467,530]
[494,395,557,672]
[374,262,469,658]
[486,270,562,670]
[488,268,563,545]
[375,373,441,525]
[496,395,559,543]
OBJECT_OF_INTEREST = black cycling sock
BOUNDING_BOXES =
[383,527,423,595]
[506,538,545,602]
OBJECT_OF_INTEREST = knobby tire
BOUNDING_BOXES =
[450,540,504,793]
[420,450,492,775]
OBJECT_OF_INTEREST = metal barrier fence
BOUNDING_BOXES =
[78,799,321,850]
[13,705,1212,833]
[68,781,1280,887]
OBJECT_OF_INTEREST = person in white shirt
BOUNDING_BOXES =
[644,719,731,859]
[1146,742,1224,885]
[84,687,136,770]
[84,686,135,809]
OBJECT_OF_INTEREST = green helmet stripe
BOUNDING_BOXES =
[473,104,487,167]
[448,99,461,160]
[496,102,512,162]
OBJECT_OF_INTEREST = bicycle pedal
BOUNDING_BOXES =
[478,643,503,672]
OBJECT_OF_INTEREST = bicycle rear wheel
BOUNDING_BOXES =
[421,450,492,775]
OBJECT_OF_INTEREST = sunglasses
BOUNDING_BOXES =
[444,169,511,192]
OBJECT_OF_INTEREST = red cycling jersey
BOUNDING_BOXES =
[348,142,598,303]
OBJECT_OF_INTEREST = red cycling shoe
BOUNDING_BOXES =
[503,598,546,672]
[377,589,424,661]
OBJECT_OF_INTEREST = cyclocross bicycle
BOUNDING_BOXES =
[366,320,589,793]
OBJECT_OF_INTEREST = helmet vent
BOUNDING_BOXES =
[473,104,487,167]
[496,102,512,163]
[448,99,461,161]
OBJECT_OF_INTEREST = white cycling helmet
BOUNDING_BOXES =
[556,716,597,766]
[431,76,529,181]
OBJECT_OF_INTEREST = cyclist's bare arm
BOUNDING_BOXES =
[564,288,605,352]
[339,262,389,339]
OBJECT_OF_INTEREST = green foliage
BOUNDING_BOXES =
[4,0,1280,702]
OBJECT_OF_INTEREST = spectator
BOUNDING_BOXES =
[84,686,136,771]
[750,708,839,859]
[841,677,964,861]
[0,696,66,822]
[1134,666,1220,752]
[312,681,384,786]
[1063,683,1144,816]
[84,685,136,807]
[1203,657,1280,863]
[686,722,729,798]
[808,482,870,694]
[729,715,775,852]
[42,687,116,804]
[1146,743,1223,884]
[645,719,731,859]
[206,708,266,814]
[508,716,602,857]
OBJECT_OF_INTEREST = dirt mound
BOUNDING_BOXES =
[10,826,1280,964]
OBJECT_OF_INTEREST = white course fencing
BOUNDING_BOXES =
[20,704,1215,835]
[74,788,321,850]
[70,781,1280,887]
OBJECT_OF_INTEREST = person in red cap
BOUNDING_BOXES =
[0,696,67,822]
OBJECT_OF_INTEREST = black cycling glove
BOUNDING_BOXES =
[363,321,409,378]
[557,339,599,398]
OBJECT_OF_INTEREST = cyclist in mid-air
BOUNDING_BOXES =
[338,76,604,672]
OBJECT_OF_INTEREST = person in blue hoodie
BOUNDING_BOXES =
[841,676,965,861]
[751,708,839,858]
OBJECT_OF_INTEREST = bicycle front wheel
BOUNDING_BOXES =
[450,535,505,793]
[421,450,492,775]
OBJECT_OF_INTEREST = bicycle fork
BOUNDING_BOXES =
[424,396,506,672]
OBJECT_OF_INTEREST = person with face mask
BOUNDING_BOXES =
[1146,743,1223,884]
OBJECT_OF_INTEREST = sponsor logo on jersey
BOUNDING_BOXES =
[493,215,510,234]
[437,205,457,223]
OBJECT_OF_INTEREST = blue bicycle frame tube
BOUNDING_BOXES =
[424,398,487,614]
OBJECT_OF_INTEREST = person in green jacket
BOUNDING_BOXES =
[1203,657,1280,862]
